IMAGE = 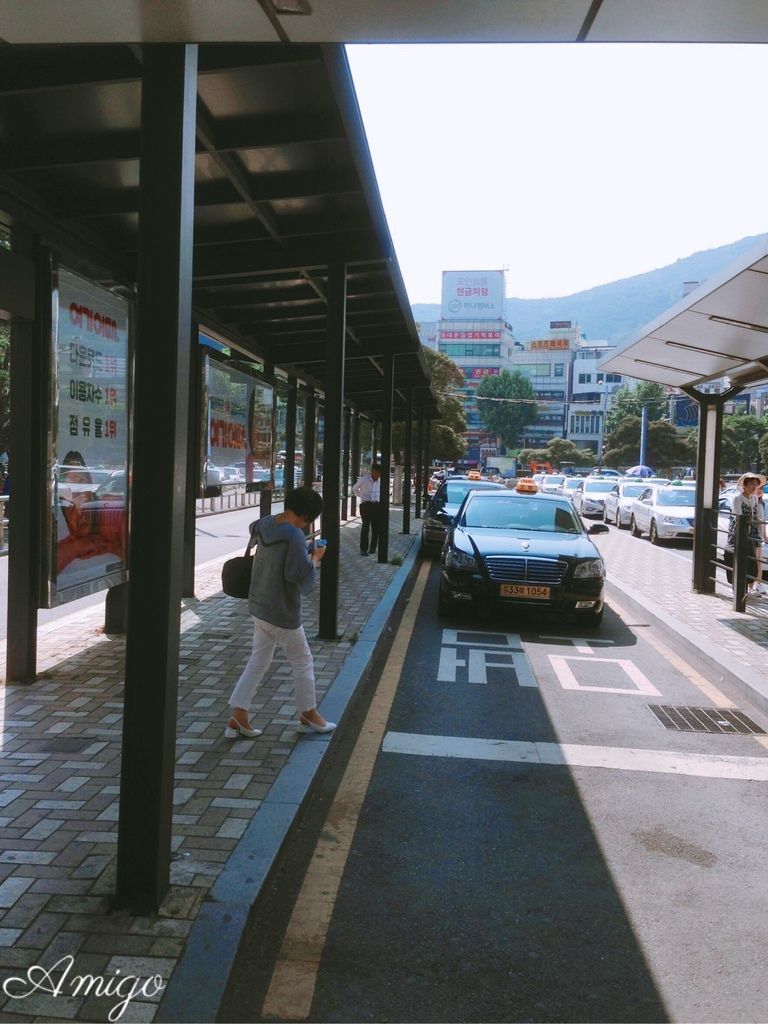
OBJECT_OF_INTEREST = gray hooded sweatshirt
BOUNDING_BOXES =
[247,515,316,629]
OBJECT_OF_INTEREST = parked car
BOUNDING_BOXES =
[628,484,697,544]
[540,474,566,493]
[421,478,505,555]
[438,486,608,626]
[556,477,585,501]
[571,476,618,518]
[602,480,649,528]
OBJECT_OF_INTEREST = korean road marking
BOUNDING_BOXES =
[382,731,768,781]
[540,635,615,654]
[438,630,536,686]
[548,655,662,696]
[442,628,523,649]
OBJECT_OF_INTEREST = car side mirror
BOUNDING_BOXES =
[588,523,609,534]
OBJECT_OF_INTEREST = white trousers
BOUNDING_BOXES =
[229,616,316,715]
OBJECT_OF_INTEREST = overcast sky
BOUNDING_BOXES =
[347,43,768,305]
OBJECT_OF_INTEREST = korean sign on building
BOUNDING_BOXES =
[48,265,131,606]
[465,366,500,379]
[529,338,570,350]
[439,330,502,340]
[441,270,505,321]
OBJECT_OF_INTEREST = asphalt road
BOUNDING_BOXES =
[222,555,768,1024]
[0,502,277,642]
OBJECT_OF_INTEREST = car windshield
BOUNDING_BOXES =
[585,480,615,493]
[463,495,581,533]
[543,475,565,485]
[565,479,582,489]
[657,489,696,507]
[440,482,499,505]
[620,484,646,497]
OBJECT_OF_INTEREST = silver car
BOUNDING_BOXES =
[572,477,618,518]
[629,484,697,544]
[602,480,649,528]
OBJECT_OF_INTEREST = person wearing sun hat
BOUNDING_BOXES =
[725,472,767,594]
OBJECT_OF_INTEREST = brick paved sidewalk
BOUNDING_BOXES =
[595,526,768,706]
[0,512,416,1023]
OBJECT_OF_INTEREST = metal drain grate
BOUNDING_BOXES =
[647,705,766,735]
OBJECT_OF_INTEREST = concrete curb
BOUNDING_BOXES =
[606,578,768,714]
[158,536,422,1023]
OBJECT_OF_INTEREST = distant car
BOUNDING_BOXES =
[629,484,697,544]
[556,477,585,501]
[438,487,609,626]
[421,478,505,555]
[571,477,617,518]
[540,474,566,493]
[602,480,650,528]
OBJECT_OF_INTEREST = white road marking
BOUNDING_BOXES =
[467,649,538,687]
[442,628,523,649]
[548,654,662,696]
[382,731,768,781]
[540,635,615,654]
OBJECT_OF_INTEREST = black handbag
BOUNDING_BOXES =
[221,525,258,598]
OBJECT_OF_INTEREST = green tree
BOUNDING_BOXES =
[544,438,596,468]
[685,421,740,473]
[722,413,768,471]
[475,370,538,449]
[604,381,667,434]
[603,416,692,474]
[392,347,467,463]
[0,322,8,457]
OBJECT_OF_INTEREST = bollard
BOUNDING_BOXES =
[732,512,750,613]
[105,582,128,634]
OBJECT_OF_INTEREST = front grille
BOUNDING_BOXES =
[484,555,566,585]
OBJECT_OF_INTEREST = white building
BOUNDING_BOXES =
[569,341,624,455]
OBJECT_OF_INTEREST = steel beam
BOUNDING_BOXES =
[319,263,346,639]
[116,44,198,915]
[402,388,413,535]
[377,355,394,564]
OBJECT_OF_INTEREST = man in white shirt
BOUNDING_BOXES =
[352,463,381,556]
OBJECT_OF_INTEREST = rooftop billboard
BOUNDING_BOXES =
[441,270,504,321]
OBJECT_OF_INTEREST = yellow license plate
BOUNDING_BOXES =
[500,584,550,599]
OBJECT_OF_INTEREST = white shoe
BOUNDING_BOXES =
[224,718,262,739]
[297,715,336,734]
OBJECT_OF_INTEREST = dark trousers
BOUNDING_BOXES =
[360,501,379,553]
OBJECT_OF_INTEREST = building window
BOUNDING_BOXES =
[518,363,551,377]
[578,373,592,384]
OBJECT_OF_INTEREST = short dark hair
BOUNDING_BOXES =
[285,486,323,521]
[370,463,381,473]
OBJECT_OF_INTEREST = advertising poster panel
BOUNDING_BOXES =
[440,270,505,321]
[204,357,273,490]
[49,266,131,605]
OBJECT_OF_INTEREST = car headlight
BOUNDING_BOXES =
[445,548,477,570]
[660,515,686,525]
[573,558,605,579]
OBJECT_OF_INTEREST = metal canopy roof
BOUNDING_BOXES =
[598,237,768,391]
[2,0,768,44]
[0,42,437,420]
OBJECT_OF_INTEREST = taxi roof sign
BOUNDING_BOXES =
[515,477,538,493]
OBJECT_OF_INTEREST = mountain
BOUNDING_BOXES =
[411,232,768,346]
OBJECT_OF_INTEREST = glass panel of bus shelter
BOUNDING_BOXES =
[315,405,324,486]
[359,417,373,471]
[274,379,288,499]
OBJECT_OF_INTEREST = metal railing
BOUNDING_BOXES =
[711,511,766,612]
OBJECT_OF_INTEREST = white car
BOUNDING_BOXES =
[557,477,585,501]
[629,484,697,544]
[540,474,566,493]
[602,480,649,528]
[572,476,618,518]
